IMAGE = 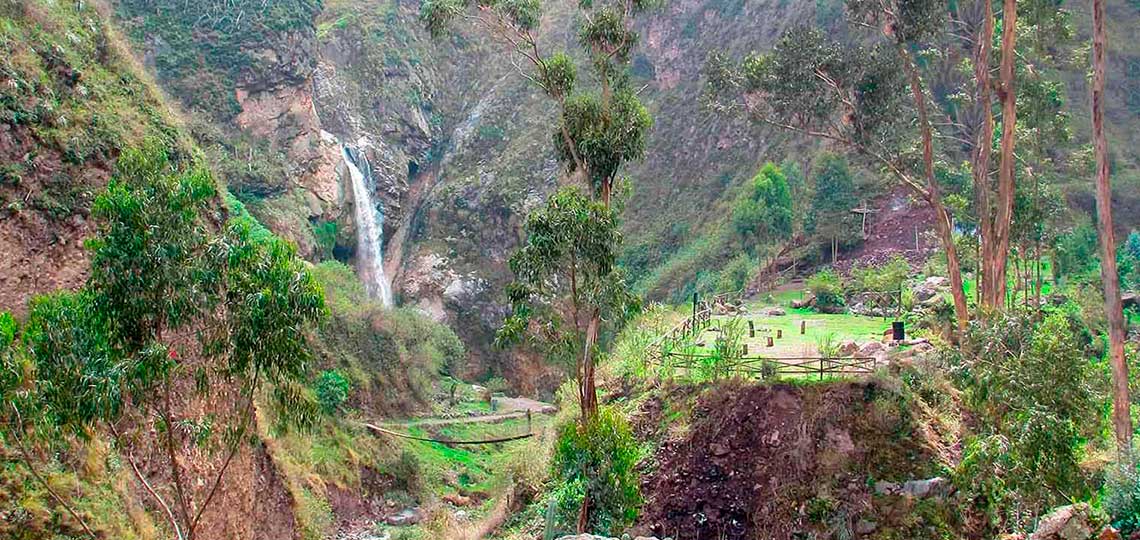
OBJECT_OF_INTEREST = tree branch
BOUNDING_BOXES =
[10,405,97,539]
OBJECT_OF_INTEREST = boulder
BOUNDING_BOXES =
[791,296,816,309]
[901,477,950,498]
[923,276,950,288]
[763,307,787,316]
[856,520,879,534]
[385,508,423,526]
[858,341,887,358]
[837,341,860,356]
[874,477,950,499]
[1098,527,1122,540]
[443,493,472,506]
[1029,504,1099,540]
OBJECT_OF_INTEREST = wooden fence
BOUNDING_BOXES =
[646,288,876,380]
[654,352,876,380]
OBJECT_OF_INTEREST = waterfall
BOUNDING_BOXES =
[343,145,394,307]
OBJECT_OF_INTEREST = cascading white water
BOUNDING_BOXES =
[343,146,393,307]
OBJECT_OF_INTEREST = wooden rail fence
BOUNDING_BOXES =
[646,289,876,380]
[656,353,876,380]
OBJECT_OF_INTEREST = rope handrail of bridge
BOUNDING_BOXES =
[362,422,534,445]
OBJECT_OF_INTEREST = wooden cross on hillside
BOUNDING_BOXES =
[850,205,877,240]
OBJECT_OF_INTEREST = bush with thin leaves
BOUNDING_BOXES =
[314,370,351,414]
[550,407,642,536]
[949,312,1103,534]
[807,269,845,311]
[8,141,326,540]
[1105,463,1140,537]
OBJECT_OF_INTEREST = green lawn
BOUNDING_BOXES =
[688,306,891,358]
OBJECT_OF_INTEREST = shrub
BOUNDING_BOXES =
[550,408,642,536]
[807,269,845,311]
[849,254,911,292]
[389,450,424,496]
[313,370,351,414]
[950,312,1103,533]
[1106,464,1140,536]
[699,317,745,381]
[311,220,338,261]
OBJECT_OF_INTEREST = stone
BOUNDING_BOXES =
[856,520,879,534]
[1029,504,1098,540]
[385,508,423,526]
[874,481,900,495]
[443,493,472,506]
[764,307,787,316]
[555,536,655,540]
[838,341,860,356]
[901,477,950,498]
[858,341,887,358]
[923,276,950,288]
[874,477,949,499]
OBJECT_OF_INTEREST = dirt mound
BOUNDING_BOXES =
[637,381,946,540]
[833,188,938,274]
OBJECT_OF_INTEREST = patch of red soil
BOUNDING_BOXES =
[637,381,937,540]
[0,126,108,314]
[832,188,938,274]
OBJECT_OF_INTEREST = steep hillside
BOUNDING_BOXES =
[0,0,192,313]
[0,4,482,540]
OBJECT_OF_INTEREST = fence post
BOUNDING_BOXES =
[777,329,783,339]
[800,320,806,335]
[819,357,824,380]
[691,292,698,337]
[749,320,755,338]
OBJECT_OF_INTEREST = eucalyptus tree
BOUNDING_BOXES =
[1089,0,1132,457]
[704,11,972,333]
[9,143,325,540]
[496,188,638,419]
[421,0,654,419]
[806,154,858,264]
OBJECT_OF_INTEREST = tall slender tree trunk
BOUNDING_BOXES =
[973,0,998,312]
[899,45,970,335]
[988,0,1018,309]
[578,178,613,423]
[580,311,600,421]
[1091,0,1133,458]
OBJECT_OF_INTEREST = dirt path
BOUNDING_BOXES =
[375,397,556,429]
[374,411,529,428]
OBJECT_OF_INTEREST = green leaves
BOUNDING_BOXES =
[550,407,642,535]
[539,52,577,99]
[420,0,468,38]
[22,291,120,433]
[952,312,1103,527]
[555,90,652,193]
[88,142,216,353]
[313,370,351,414]
[497,188,637,356]
[847,0,947,43]
[732,162,793,251]
[216,220,326,383]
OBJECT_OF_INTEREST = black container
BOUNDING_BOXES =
[892,321,905,341]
